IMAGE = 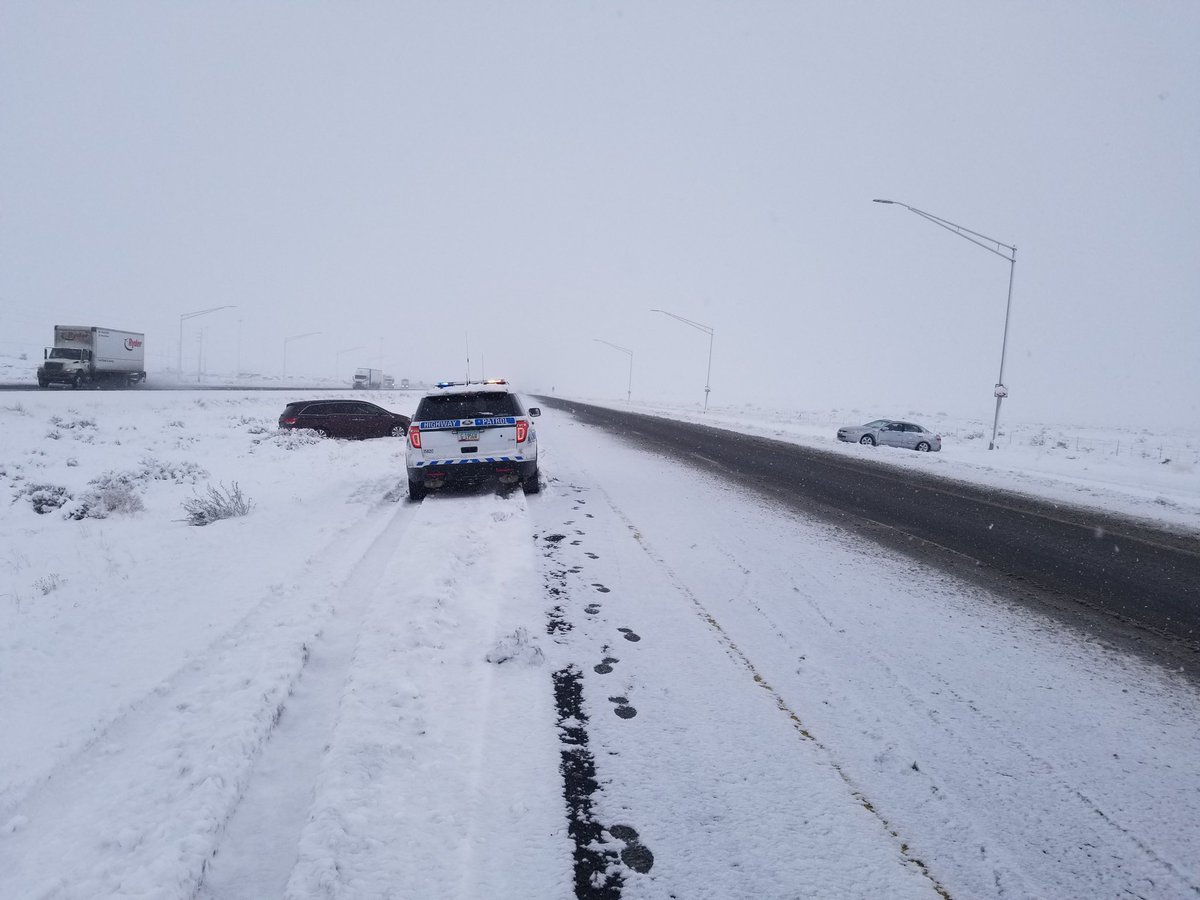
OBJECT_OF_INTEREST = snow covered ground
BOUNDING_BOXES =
[1,385,1198,898]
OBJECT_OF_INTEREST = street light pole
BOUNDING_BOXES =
[593,339,634,402]
[178,305,236,382]
[335,345,366,382]
[874,199,1017,450]
[650,308,714,411]
[283,331,321,382]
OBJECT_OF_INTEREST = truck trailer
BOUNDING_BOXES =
[37,325,147,389]
[353,367,384,389]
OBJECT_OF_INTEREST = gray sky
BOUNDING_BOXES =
[2,2,1197,427]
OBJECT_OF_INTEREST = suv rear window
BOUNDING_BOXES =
[415,392,519,420]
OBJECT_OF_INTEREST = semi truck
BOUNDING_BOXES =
[353,367,384,389]
[37,325,147,389]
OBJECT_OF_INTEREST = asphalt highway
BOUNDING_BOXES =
[538,397,1200,678]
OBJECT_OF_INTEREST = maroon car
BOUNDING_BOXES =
[279,399,410,440]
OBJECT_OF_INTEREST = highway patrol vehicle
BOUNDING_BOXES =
[405,380,541,500]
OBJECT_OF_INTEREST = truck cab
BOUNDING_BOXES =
[38,347,93,387]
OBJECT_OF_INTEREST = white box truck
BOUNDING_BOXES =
[37,325,147,389]
[353,367,383,389]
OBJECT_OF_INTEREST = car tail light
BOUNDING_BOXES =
[281,417,297,426]
[408,424,422,448]
[516,420,528,443]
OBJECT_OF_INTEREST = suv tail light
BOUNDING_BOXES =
[281,417,298,426]
[408,424,422,448]
[516,419,528,443]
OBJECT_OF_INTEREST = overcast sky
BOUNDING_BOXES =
[2,2,1197,427]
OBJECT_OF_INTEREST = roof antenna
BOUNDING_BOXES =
[465,331,470,384]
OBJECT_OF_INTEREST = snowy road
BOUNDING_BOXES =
[2,397,1199,898]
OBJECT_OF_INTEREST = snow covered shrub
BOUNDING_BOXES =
[182,482,253,526]
[49,414,96,430]
[230,415,272,433]
[15,483,72,514]
[260,428,322,450]
[34,574,65,595]
[64,483,146,520]
[137,457,208,484]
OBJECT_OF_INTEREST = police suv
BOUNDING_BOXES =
[405,380,541,500]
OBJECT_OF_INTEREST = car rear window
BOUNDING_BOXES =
[415,392,519,420]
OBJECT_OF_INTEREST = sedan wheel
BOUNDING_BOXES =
[859,434,876,446]
[391,425,406,437]
[916,441,931,452]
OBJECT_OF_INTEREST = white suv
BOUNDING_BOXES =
[405,381,541,500]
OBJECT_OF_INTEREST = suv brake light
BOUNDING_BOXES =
[282,417,297,426]
[516,419,528,443]
[409,424,422,448]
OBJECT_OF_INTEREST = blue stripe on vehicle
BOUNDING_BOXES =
[413,456,524,467]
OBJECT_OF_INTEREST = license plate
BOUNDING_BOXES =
[457,430,480,442]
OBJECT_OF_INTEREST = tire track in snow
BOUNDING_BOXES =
[284,489,569,899]
[197,495,421,899]
[540,482,657,899]
[717,520,1199,896]
[587,484,955,900]
[0,488,408,898]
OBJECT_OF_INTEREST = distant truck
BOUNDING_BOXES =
[37,325,147,389]
[353,367,384,389]
[382,374,395,390]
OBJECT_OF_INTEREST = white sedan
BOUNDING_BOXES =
[837,419,942,452]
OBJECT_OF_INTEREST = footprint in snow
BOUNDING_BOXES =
[617,627,641,642]
[592,583,611,593]
[607,825,654,873]
[593,656,618,674]
[585,604,601,615]
[585,552,599,559]
[609,696,637,719]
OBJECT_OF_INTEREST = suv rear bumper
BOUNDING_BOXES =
[408,457,536,488]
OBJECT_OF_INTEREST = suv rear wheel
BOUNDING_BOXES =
[522,467,540,494]
[408,477,427,501]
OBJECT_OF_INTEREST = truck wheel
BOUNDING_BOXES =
[408,477,426,501]
[37,379,48,388]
